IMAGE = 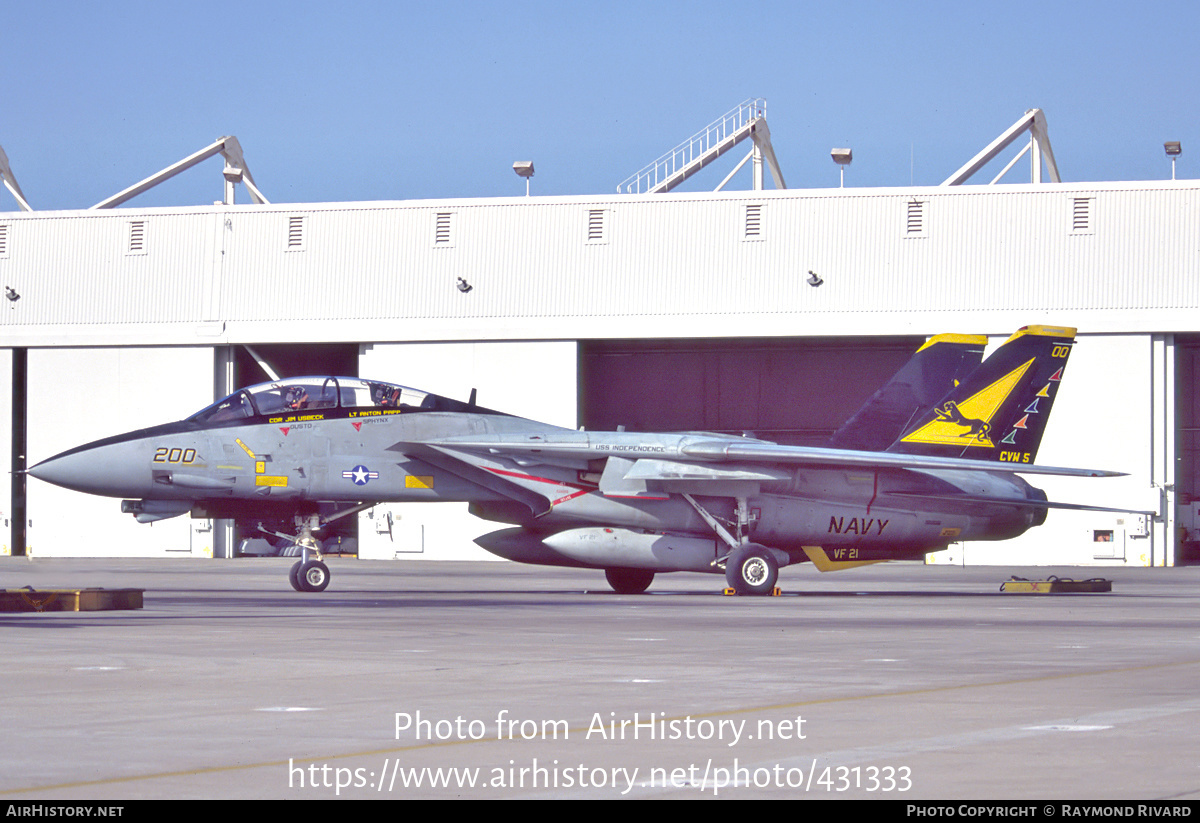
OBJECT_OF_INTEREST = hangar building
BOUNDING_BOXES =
[1,104,1195,569]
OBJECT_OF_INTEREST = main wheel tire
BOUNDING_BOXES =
[725,545,778,596]
[288,561,304,591]
[296,560,331,593]
[605,567,655,594]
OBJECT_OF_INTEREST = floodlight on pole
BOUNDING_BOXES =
[831,148,852,188]
[1165,142,1182,181]
[513,161,535,196]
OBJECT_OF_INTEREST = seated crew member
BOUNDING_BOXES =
[372,383,403,408]
[285,386,309,410]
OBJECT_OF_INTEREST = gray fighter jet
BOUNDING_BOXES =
[29,325,1121,594]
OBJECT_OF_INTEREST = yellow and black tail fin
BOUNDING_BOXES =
[886,325,1076,464]
[828,333,986,452]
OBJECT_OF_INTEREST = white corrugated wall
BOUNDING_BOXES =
[0,182,1196,345]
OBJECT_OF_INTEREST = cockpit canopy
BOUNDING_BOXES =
[188,376,474,424]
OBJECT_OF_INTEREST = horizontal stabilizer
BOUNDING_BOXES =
[886,489,1155,516]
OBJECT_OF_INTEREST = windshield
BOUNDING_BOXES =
[187,376,460,424]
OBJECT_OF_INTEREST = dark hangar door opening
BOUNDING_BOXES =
[1176,337,1200,564]
[579,337,924,447]
[233,343,360,386]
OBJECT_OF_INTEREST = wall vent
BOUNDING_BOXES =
[905,200,926,237]
[128,220,147,255]
[286,215,306,251]
[434,212,453,246]
[1071,197,1093,234]
[0,224,8,258]
[744,203,763,240]
[586,209,607,244]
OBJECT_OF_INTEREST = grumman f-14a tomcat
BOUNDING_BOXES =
[29,325,1124,595]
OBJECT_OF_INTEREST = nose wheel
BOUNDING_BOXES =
[289,558,331,592]
[265,504,374,592]
[267,513,333,593]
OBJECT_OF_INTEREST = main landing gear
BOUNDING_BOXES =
[605,567,655,595]
[723,544,778,596]
[682,493,782,596]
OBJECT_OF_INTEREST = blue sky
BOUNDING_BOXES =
[3,1,1197,210]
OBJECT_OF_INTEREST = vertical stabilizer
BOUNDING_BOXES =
[829,334,987,452]
[887,325,1076,463]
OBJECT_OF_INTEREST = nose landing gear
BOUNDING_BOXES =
[279,514,332,592]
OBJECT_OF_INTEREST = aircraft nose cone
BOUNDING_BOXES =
[29,450,95,493]
[28,445,138,497]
